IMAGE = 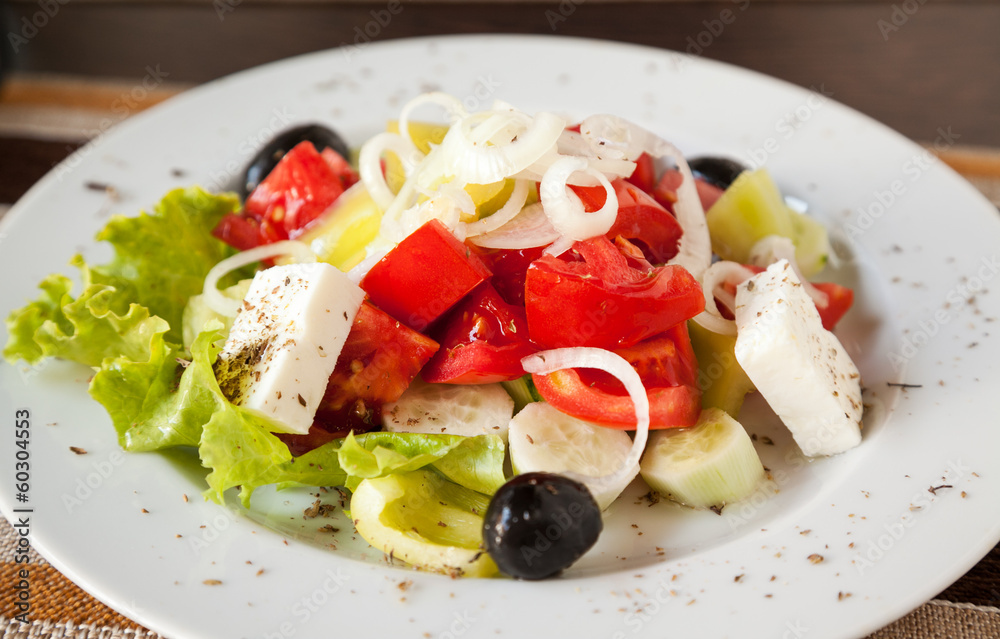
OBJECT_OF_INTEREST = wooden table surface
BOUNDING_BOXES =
[2,0,999,147]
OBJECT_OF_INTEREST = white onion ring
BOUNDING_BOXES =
[203,240,316,317]
[397,92,466,149]
[539,156,617,255]
[578,114,711,280]
[468,202,559,249]
[692,261,756,336]
[466,110,530,147]
[440,110,566,184]
[579,113,667,161]
[556,129,594,157]
[381,185,473,246]
[521,348,649,501]
[748,235,829,308]
[358,132,421,211]
[461,179,530,238]
[660,144,711,281]
[517,153,636,186]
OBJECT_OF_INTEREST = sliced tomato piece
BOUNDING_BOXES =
[422,283,537,384]
[473,246,545,307]
[214,141,354,250]
[212,213,265,251]
[812,281,854,331]
[211,211,287,254]
[625,152,657,194]
[607,180,683,263]
[653,169,724,212]
[320,301,439,419]
[320,147,359,191]
[361,219,492,331]
[525,236,704,350]
[695,179,725,211]
[577,324,699,390]
[652,169,682,210]
[279,301,439,456]
[541,323,701,429]
[534,370,700,429]
[568,178,683,264]
[244,140,348,239]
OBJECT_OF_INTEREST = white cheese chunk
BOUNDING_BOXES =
[214,263,365,434]
[734,260,862,457]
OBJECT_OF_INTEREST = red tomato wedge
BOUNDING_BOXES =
[525,236,704,350]
[653,169,725,212]
[563,125,655,194]
[569,178,683,264]
[422,283,537,384]
[532,324,701,429]
[811,281,855,331]
[612,323,699,388]
[243,140,352,238]
[246,141,349,236]
[213,141,356,250]
[211,214,268,252]
[607,180,684,264]
[320,147,359,191]
[473,246,545,307]
[361,219,492,331]
[625,152,657,194]
[279,301,439,456]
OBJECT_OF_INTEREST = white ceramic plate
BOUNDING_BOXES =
[2,35,998,639]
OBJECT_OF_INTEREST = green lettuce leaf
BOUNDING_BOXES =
[90,327,228,452]
[4,187,244,367]
[430,435,507,496]
[203,426,506,507]
[200,405,296,506]
[337,431,505,494]
[90,187,243,342]
[4,260,170,368]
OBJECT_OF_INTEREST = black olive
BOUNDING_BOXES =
[483,472,602,580]
[688,156,748,190]
[240,124,350,199]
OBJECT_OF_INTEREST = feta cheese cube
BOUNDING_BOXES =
[734,260,862,456]
[214,262,365,434]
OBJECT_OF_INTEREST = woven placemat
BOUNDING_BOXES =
[0,514,996,639]
[869,601,1000,639]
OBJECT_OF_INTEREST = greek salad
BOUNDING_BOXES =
[4,92,863,579]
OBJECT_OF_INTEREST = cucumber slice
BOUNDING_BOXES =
[688,321,755,418]
[351,469,498,577]
[508,402,637,510]
[640,408,764,509]
[705,169,830,276]
[382,378,515,441]
[788,209,831,278]
[500,375,542,414]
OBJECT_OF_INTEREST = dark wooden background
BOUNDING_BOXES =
[1,0,999,146]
